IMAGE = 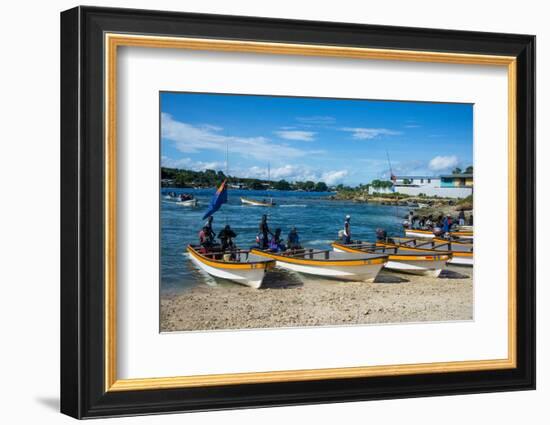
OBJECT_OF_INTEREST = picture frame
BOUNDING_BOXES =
[60,5,535,419]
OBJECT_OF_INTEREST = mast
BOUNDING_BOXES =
[386,150,399,218]
[268,162,272,204]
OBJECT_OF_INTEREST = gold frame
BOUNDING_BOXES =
[104,33,517,392]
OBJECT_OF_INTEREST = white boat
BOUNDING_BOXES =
[176,198,198,207]
[240,197,276,207]
[332,241,450,277]
[404,228,473,240]
[390,237,473,266]
[187,245,275,289]
[251,248,387,282]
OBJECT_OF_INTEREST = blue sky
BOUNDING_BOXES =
[160,92,473,186]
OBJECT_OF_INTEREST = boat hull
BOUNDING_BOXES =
[384,259,446,277]
[404,229,436,239]
[189,255,266,288]
[251,249,386,282]
[333,244,448,276]
[448,256,474,266]
[176,199,197,207]
[187,246,274,289]
[405,229,473,240]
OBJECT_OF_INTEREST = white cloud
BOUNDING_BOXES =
[161,113,306,161]
[341,127,402,140]
[428,155,459,171]
[274,130,316,141]
[321,170,348,185]
[161,156,226,171]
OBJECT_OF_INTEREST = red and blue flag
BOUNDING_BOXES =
[202,180,228,220]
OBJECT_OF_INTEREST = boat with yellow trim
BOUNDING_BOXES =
[386,237,473,266]
[187,245,276,289]
[250,247,387,282]
[404,228,473,240]
[332,241,451,277]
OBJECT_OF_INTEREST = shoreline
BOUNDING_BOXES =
[160,265,473,332]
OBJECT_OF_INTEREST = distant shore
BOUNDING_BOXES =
[160,265,473,332]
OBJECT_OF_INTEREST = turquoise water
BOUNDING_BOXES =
[160,189,407,293]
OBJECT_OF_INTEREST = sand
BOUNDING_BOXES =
[160,265,473,332]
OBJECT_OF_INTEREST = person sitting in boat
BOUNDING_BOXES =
[343,215,351,244]
[198,226,215,252]
[218,224,237,252]
[287,227,302,251]
[376,228,387,242]
[258,214,272,249]
[268,228,286,252]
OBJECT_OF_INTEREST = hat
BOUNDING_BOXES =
[345,215,351,220]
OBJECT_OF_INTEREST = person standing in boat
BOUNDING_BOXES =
[287,227,302,251]
[258,214,272,249]
[343,215,352,244]
[458,209,466,226]
[218,224,237,253]
[204,216,215,245]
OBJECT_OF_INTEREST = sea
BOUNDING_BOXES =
[160,188,408,293]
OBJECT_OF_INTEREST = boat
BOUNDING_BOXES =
[176,198,198,207]
[381,237,473,266]
[404,228,473,240]
[332,241,451,277]
[250,247,387,282]
[240,197,276,207]
[240,162,276,207]
[187,245,276,288]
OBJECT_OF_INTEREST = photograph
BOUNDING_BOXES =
[159,92,475,332]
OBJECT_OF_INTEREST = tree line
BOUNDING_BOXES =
[161,167,330,192]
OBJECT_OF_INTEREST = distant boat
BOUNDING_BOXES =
[251,248,387,282]
[240,197,276,207]
[332,241,450,277]
[187,245,275,288]
[164,192,197,206]
[240,162,276,207]
[176,198,198,207]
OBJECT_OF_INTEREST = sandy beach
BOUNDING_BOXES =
[160,265,473,332]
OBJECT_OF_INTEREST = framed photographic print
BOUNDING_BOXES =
[60,6,535,419]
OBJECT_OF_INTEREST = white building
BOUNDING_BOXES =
[390,174,473,198]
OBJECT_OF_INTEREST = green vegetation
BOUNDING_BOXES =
[370,179,393,189]
[161,167,332,192]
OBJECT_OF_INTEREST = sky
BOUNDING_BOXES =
[160,92,473,186]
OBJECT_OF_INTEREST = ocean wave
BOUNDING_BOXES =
[279,204,307,208]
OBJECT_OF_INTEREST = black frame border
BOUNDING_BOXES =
[61,6,535,419]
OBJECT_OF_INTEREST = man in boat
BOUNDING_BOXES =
[268,228,286,252]
[204,216,215,241]
[198,226,215,252]
[287,227,302,251]
[376,228,387,242]
[458,209,466,226]
[218,224,237,252]
[343,215,351,244]
[258,214,272,249]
